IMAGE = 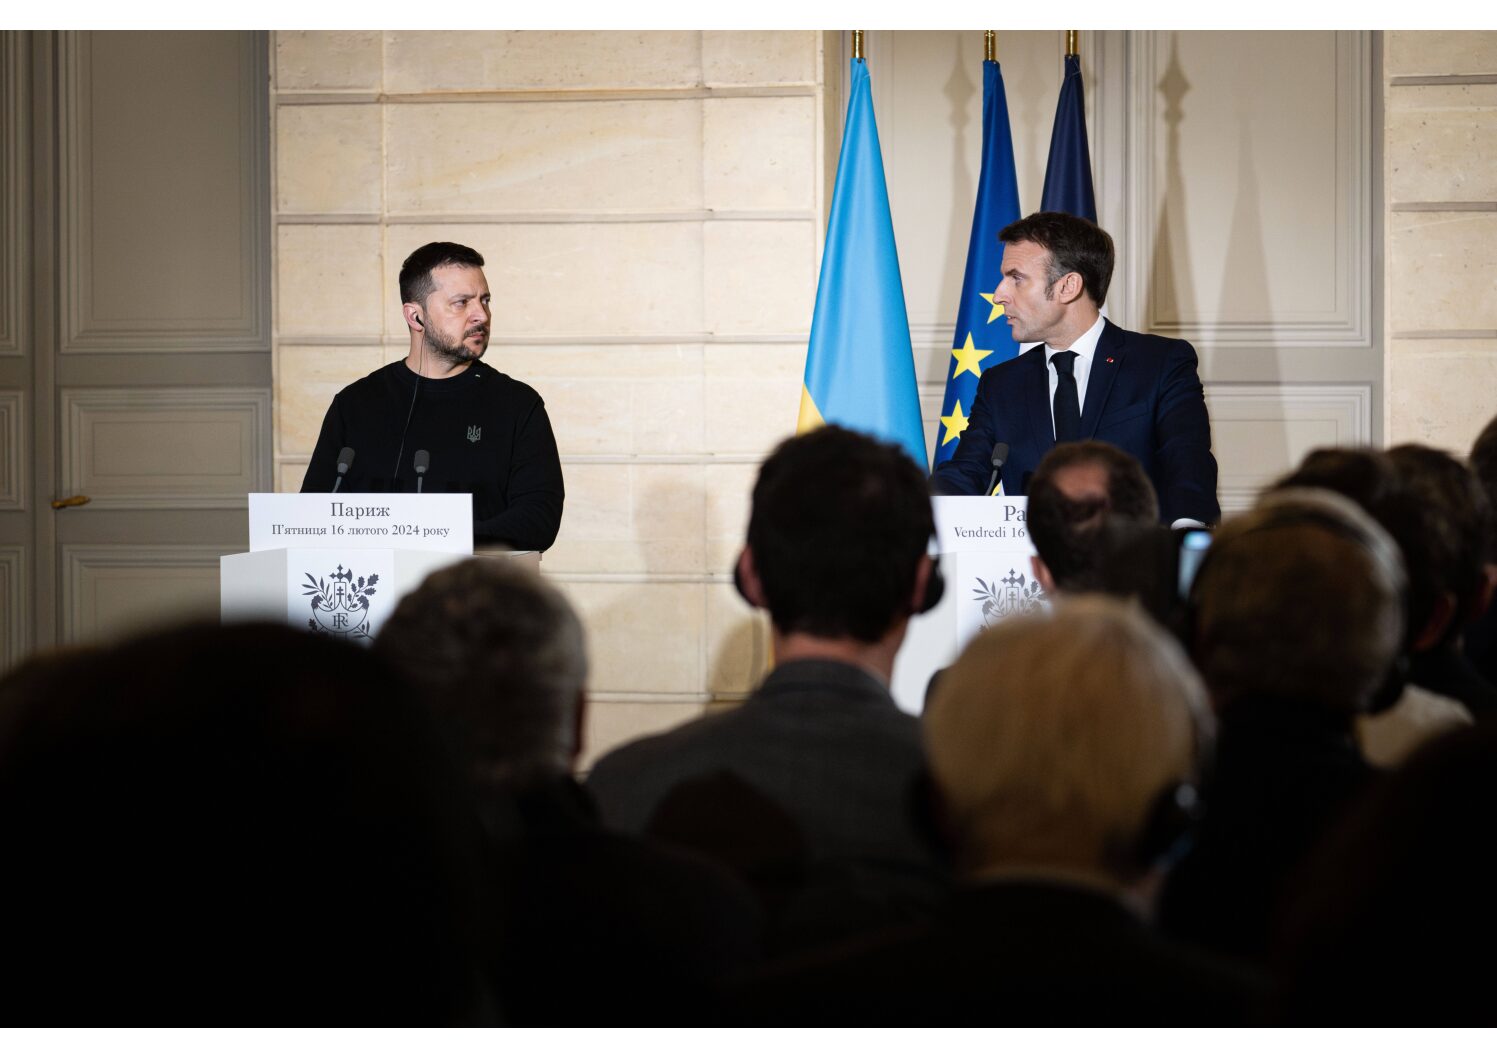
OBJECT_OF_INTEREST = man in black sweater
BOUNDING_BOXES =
[301,242,564,552]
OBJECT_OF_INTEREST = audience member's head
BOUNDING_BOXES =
[1386,443,1494,644]
[1274,722,1497,1022]
[1272,446,1455,653]
[740,426,935,645]
[924,595,1207,884]
[0,622,491,1023]
[1026,440,1160,593]
[1189,488,1405,717]
[376,557,589,790]
[1471,415,1497,555]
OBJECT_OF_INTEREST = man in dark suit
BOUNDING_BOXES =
[930,212,1220,526]
[587,426,950,954]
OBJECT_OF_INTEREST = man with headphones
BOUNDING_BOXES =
[300,242,564,552]
[587,425,949,951]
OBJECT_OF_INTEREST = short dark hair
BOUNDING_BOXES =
[747,426,933,642]
[1471,414,1497,561]
[400,242,485,307]
[1270,448,1427,647]
[1027,441,1159,590]
[375,558,587,789]
[1387,444,1493,636]
[998,211,1115,307]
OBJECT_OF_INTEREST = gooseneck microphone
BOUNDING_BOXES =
[413,450,430,494]
[332,447,356,493]
[985,442,1010,497]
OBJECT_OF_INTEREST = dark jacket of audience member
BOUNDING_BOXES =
[375,558,762,1025]
[1159,489,1405,965]
[587,426,951,954]
[0,624,496,1025]
[1272,722,1497,1023]
[732,597,1264,1025]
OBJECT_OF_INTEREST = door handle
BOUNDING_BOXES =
[51,494,91,509]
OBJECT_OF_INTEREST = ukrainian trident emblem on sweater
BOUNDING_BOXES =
[466,425,482,443]
[972,569,1045,627]
[303,564,379,639]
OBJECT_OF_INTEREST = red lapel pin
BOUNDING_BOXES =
[1105,357,1115,363]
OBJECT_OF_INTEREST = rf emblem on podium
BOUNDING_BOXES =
[303,564,380,639]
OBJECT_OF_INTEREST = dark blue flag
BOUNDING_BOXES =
[1040,52,1096,222]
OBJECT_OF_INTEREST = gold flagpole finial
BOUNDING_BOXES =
[985,30,996,62]
[1066,30,1079,57]
[852,30,864,61]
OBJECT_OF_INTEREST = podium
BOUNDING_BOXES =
[889,496,1048,716]
[221,493,475,640]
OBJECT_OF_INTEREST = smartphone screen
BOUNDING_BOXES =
[1177,529,1212,597]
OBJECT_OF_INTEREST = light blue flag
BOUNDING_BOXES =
[798,57,926,471]
[933,59,1024,468]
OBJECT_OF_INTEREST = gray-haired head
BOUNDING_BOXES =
[375,558,587,788]
[1191,487,1406,715]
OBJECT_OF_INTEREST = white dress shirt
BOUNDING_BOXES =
[1039,312,1107,440]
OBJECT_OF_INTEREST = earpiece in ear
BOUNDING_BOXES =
[412,312,423,328]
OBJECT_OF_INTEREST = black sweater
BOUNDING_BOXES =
[301,361,564,551]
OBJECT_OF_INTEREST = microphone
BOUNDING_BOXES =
[985,442,1009,497]
[413,450,430,494]
[332,447,356,493]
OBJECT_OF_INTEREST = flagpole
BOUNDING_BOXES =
[1066,30,1078,57]
[852,29,864,61]
[985,30,995,62]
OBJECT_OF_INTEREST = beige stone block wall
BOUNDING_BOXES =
[271,31,827,759]
[1385,32,1497,453]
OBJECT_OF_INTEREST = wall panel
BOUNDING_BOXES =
[58,32,268,354]
[0,545,25,667]
[0,391,24,509]
[61,544,226,643]
[60,387,270,508]
[0,34,24,356]
[1125,31,1372,347]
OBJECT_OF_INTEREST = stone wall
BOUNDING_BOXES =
[270,32,828,764]
[1385,31,1497,452]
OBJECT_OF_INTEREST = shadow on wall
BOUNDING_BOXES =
[1149,32,1288,516]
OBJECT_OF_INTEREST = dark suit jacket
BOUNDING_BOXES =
[585,659,949,953]
[484,777,763,1025]
[731,880,1267,1025]
[929,319,1221,525]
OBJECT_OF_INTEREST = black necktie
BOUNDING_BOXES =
[1051,350,1081,443]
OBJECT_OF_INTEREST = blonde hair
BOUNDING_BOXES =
[924,595,1206,877]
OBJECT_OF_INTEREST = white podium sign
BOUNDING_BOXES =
[247,493,473,554]
[890,496,1050,716]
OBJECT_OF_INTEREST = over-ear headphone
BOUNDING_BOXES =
[732,547,945,616]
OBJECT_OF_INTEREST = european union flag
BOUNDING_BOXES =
[933,59,1023,469]
[798,57,926,470]
[1040,52,1097,222]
